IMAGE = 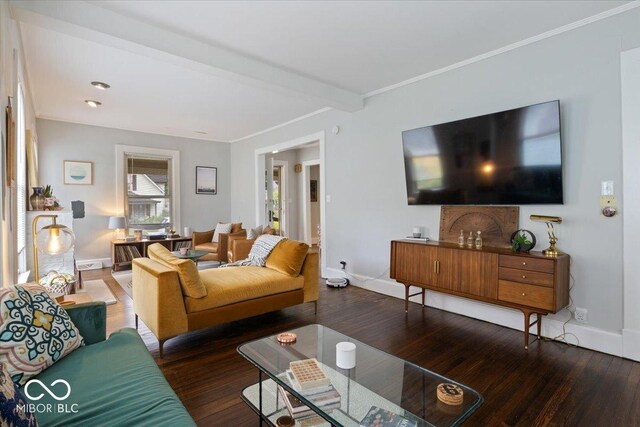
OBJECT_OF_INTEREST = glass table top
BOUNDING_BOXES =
[238,324,482,427]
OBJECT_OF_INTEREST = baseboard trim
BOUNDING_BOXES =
[623,329,640,361]
[326,268,627,358]
[77,257,113,269]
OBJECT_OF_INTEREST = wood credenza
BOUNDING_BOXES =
[390,240,570,348]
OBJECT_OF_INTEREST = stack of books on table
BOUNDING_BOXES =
[277,358,341,420]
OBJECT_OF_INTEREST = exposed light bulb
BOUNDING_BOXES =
[482,162,494,174]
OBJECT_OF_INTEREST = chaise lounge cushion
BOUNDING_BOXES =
[184,267,304,313]
[19,328,194,427]
[147,244,207,298]
[265,240,309,277]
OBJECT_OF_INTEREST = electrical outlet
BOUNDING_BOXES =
[575,307,588,323]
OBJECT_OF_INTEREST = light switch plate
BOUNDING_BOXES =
[600,195,617,208]
[601,180,614,196]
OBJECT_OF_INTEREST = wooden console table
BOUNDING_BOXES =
[111,237,192,271]
[390,239,570,349]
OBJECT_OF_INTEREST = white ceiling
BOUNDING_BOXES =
[13,0,632,142]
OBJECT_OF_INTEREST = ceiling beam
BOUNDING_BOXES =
[10,0,363,112]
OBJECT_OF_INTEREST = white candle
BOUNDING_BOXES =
[336,342,356,369]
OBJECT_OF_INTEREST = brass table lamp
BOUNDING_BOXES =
[32,214,76,281]
[530,215,562,257]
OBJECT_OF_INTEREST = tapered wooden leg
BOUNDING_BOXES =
[159,339,165,358]
[524,311,531,350]
[537,313,542,338]
[421,288,426,308]
[135,314,138,330]
[405,285,410,313]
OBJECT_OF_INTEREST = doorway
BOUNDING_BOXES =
[302,160,321,247]
[267,160,287,236]
[254,131,326,275]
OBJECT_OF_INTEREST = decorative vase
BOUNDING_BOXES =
[30,186,45,210]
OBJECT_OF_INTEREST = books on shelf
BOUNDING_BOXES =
[174,240,192,250]
[114,244,142,263]
[359,406,417,427]
[277,363,341,420]
[289,358,331,390]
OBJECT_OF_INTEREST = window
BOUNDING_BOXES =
[16,84,26,275]
[116,145,180,234]
[125,156,172,230]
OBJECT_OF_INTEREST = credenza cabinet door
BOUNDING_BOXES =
[454,251,498,299]
[431,248,498,298]
[391,242,437,286]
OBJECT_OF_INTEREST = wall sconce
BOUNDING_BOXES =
[33,214,75,281]
[530,215,562,257]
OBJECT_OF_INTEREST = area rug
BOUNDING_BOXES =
[111,271,134,298]
[77,279,117,305]
[111,261,219,298]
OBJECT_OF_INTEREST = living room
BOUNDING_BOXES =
[1,1,640,426]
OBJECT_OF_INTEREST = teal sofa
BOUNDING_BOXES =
[19,302,195,427]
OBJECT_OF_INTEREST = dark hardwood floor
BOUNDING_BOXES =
[84,267,640,426]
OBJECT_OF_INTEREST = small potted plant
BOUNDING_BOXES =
[43,185,61,210]
[511,229,536,253]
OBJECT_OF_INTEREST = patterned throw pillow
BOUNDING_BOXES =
[0,284,84,386]
[212,223,233,243]
[0,362,38,426]
[247,225,263,240]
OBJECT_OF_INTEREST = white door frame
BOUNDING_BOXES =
[302,160,320,245]
[254,131,326,274]
[622,47,640,361]
[273,159,288,237]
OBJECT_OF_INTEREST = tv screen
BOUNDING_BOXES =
[402,100,563,205]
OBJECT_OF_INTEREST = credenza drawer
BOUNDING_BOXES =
[498,280,554,311]
[498,267,554,287]
[499,255,555,273]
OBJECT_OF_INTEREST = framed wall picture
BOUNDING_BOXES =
[64,160,93,185]
[196,166,217,195]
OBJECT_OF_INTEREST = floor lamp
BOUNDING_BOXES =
[32,214,75,281]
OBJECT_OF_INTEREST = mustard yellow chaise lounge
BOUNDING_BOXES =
[132,241,319,357]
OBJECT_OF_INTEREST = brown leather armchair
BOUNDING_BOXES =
[227,226,276,262]
[192,223,245,263]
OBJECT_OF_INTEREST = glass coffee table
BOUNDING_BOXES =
[238,324,482,427]
[170,249,208,265]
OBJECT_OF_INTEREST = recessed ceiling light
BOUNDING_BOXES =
[91,81,110,90]
[85,100,102,108]
[272,150,279,154]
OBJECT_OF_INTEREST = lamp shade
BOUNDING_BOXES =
[35,224,75,255]
[108,216,127,229]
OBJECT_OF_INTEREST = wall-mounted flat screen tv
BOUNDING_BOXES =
[402,100,563,205]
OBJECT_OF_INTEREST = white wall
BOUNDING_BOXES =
[231,8,640,355]
[622,46,640,360]
[1,0,38,285]
[37,119,231,262]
